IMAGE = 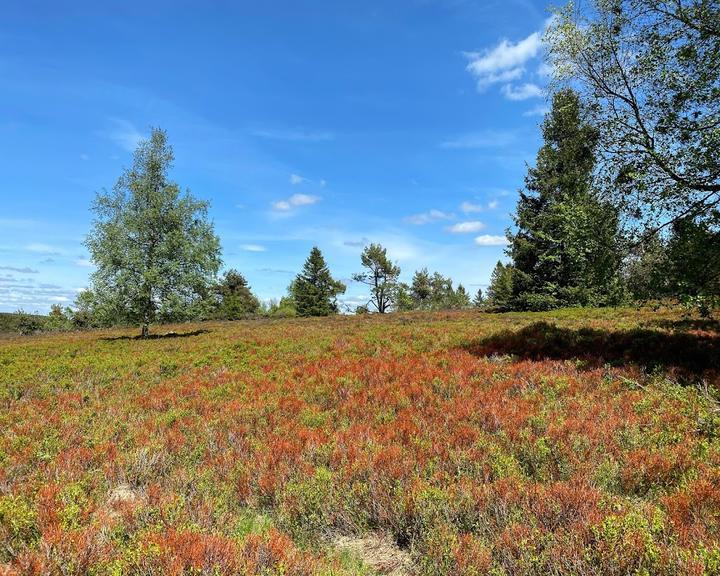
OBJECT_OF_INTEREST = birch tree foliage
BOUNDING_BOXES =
[547,0,720,236]
[85,128,221,337]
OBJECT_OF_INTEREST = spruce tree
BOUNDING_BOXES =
[291,247,346,317]
[508,88,621,310]
[453,284,471,308]
[486,261,514,310]
[215,270,260,319]
[472,287,485,308]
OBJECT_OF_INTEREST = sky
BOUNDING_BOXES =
[0,0,553,313]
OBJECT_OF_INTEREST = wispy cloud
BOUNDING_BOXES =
[240,243,267,252]
[460,201,483,214]
[74,258,93,267]
[0,265,38,274]
[488,200,499,209]
[106,118,144,152]
[404,209,454,225]
[0,275,80,312]
[465,31,541,90]
[523,103,550,117]
[25,243,61,255]
[271,193,321,212]
[464,19,551,102]
[474,234,509,246]
[251,128,335,142]
[448,221,485,234]
[501,82,543,100]
[289,173,307,185]
[343,237,370,248]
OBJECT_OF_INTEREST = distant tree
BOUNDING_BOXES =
[290,247,346,317]
[393,282,416,312]
[624,235,669,302]
[472,287,485,308]
[14,309,43,336]
[429,272,454,309]
[508,88,622,310]
[45,304,72,332]
[265,295,297,318]
[215,269,260,319]
[453,283,471,309]
[352,243,401,313]
[85,128,221,337]
[547,0,720,236]
[486,261,514,310]
[410,268,433,309]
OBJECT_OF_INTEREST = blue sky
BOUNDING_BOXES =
[1,0,552,313]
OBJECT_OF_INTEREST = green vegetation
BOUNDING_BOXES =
[84,127,222,338]
[290,247,346,317]
[0,308,718,574]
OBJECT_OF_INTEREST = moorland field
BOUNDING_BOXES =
[1,309,719,575]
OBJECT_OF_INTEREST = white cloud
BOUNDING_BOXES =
[49,295,71,302]
[271,193,321,211]
[289,193,319,206]
[240,244,267,252]
[106,118,144,152]
[465,31,541,90]
[488,200,499,209]
[448,221,485,234]
[523,103,550,117]
[460,201,483,214]
[474,235,509,246]
[405,209,454,225]
[289,173,307,185]
[464,21,554,101]
[0,266,38,274]
[74,258,93,267]
[501,82,543,101]
[319,179,327,187]
[537,61,553,78]
[25,243,60,255]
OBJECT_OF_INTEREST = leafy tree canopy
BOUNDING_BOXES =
[85,128,221,337]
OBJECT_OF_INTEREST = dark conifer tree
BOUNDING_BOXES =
[291,247,346,316]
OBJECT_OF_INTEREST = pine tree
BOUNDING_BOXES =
[410,268,432,309]
[486,261,514,310]
[291,247,346,317]
[453,284,471,308]
[429,272,454,309]
[472,288,485,308]
[215,270,260,319]
[508,88,622,311]
[352,244,401,313]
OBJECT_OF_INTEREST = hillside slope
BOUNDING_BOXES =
[1,309,718,575]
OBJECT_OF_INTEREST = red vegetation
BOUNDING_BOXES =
[0,309,718,574]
